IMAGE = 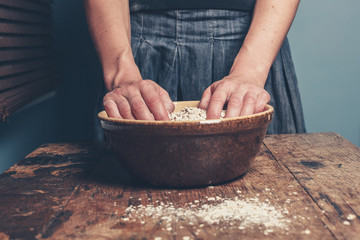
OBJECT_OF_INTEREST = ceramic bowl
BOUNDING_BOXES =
[98,101,274,188]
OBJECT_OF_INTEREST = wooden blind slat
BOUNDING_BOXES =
[0,7,52,23]
[0,36,52,47]
[0,47,52,62]
[0,68,55,91]
[0,0,52,15]
[0,76,56,101]
[0,0,57,118]
[0,76,57,119]
[0,22,52,35]
[0,77,55,101]
[0,58,53,77]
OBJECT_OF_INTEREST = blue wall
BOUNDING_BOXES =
[0,96,58,173]
[288,0,360,146]
[1,0,359,173]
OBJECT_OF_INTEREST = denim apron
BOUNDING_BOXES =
[95,9,306,140]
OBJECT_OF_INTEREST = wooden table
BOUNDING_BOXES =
[0,133,359,240]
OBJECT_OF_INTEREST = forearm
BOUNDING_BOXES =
[84,0,140,90]
[230,0,300,86]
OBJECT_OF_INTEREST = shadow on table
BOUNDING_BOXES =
[86,149,152,189]
[87,147,249,190]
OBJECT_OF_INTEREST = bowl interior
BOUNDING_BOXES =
[173,100,202,112]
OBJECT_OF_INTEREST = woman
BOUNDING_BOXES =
[84,0,306,134]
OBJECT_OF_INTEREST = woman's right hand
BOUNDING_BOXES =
[84,1,173,120]
[103,79,174,121]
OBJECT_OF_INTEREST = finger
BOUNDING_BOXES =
[206,88,228,119]
[158,87,175,113]
[225,92,245,118]
[127,91,155,120]
[239,92,257,116]
[115,96,136,119]
[254,91,270,114]
[103,99,122,119]
[139,83,169,120]
[199,86,212,110]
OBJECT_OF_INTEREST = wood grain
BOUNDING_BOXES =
[264,133,360,240]
[0,134,359,239]
[43,147,334,239]
[0,143,104,240]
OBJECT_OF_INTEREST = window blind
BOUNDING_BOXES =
[0,0,58,120]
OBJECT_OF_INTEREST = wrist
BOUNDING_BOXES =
[229,45,271,87]
[103,50,142,91]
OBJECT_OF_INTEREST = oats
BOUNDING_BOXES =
[169,107,225,121]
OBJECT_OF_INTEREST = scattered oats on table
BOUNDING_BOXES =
[124,195,291,233]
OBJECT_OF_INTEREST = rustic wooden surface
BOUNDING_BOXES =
[0,133,359,240]
[0,143,103,240]
[264,133,360,239]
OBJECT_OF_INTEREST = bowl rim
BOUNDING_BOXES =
[98,101,274,125]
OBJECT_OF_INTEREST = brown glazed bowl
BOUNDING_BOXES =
[98,101,274,188]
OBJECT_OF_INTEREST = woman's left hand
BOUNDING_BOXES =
[199,74,270,119]
[198,0,299,119]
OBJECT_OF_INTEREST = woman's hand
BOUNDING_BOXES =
[104,79,174,121]
[102,56,174,121]
[199,74,270,119]
[199,0,299,119]
[84,0,174,120]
